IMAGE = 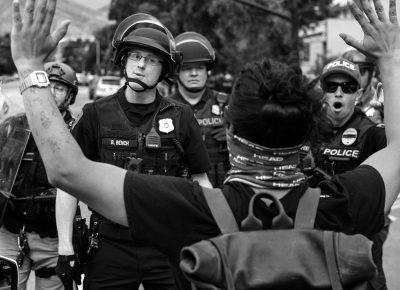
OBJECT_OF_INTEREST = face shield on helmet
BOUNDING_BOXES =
[175,32,215,69]
[112,13,179,86]
[44,62,78,109]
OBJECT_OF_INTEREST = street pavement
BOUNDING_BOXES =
[2,80,400,289]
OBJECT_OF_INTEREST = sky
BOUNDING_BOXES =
[70,0,111,10]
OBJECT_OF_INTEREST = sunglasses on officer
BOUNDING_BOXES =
[322,81,360,94]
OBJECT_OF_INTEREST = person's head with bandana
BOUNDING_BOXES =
[224,58,331,188]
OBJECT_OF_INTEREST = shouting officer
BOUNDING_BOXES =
[315,57,386,174]
[0,62,78,290]
[170,32,230,187]
[315,57,388,290]
[56,14,212,290]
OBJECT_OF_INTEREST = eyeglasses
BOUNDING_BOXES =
[322,81,360,94]
[127,52,163,66]
[50,82,68,98]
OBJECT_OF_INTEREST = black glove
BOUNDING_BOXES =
[55,254,81,290]
[210,127,227,142]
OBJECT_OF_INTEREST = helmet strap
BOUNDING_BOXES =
[123,68,158,92]
[57,89,73,112]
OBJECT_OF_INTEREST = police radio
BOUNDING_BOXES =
[145,127,161,149]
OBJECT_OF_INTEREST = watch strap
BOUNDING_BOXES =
[19,75,34,94]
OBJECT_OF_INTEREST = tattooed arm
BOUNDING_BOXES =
[10,0,128,226]
[341,0,400,214]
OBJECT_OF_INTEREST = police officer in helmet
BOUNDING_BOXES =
[0,61,78,290]
[170,31,230,187]
[56,13,212,290]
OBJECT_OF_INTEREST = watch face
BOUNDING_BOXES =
[36,72,48,84]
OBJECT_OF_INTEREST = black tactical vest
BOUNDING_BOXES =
[3,111,74,236]
[94,95,186,176]
[317,109,383,175]
[171,89,230,187]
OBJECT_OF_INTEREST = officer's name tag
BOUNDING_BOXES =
[102,138,136,148]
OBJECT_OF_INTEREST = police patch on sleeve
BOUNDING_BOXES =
[211,104,221,115]
[158,118,174,133]
[341,128,357,146]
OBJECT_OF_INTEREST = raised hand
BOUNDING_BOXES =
[11,0,70,75]
[340,0,400,58]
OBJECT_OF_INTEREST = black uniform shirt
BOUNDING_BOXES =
[315,108,386,175]
[124,165,385,289]
[72,87,211,174]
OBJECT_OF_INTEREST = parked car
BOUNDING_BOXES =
[90,76,123,100]
[76,73,89,86]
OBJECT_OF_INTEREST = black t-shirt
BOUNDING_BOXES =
[72,88,211,174]
[124,165,385,289]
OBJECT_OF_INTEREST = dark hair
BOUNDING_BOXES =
[229,58,332,148]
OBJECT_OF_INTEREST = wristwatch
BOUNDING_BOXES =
[19,71,50,94]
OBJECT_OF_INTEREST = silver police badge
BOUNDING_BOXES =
[158,118,174,133]
[211,105,221,115]
[341,128,357,146]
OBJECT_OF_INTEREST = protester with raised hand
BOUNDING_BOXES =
[10,0,400,289]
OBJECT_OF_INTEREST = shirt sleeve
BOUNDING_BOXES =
[123,172,219,262]
[179,105,211,174]
[71,104,99,160]
[318,165,385,238]
[365,125,387,153]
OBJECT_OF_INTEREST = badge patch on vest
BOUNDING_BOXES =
[159,118,174,133]
[341,128,357,146]
[211,105,221,115]
[322,148,360,159]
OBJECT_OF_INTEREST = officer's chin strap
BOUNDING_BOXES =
[124,69,158,92]
[177,77,206,93]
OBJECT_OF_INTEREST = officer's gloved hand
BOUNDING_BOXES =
[210,127,227,142]
[55,254,81,290]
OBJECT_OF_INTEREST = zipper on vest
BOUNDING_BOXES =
[138,132,145,157]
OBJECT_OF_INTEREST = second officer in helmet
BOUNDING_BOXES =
[170,32,230,187]
[56,13,212,290]
[0,62,78,290]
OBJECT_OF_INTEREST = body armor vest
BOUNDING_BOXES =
[317,109,382,175]
[94,95,186,176]
[171,89,230,187]
[2,111,74,237]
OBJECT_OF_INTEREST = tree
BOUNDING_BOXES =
[106,0,334,74]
